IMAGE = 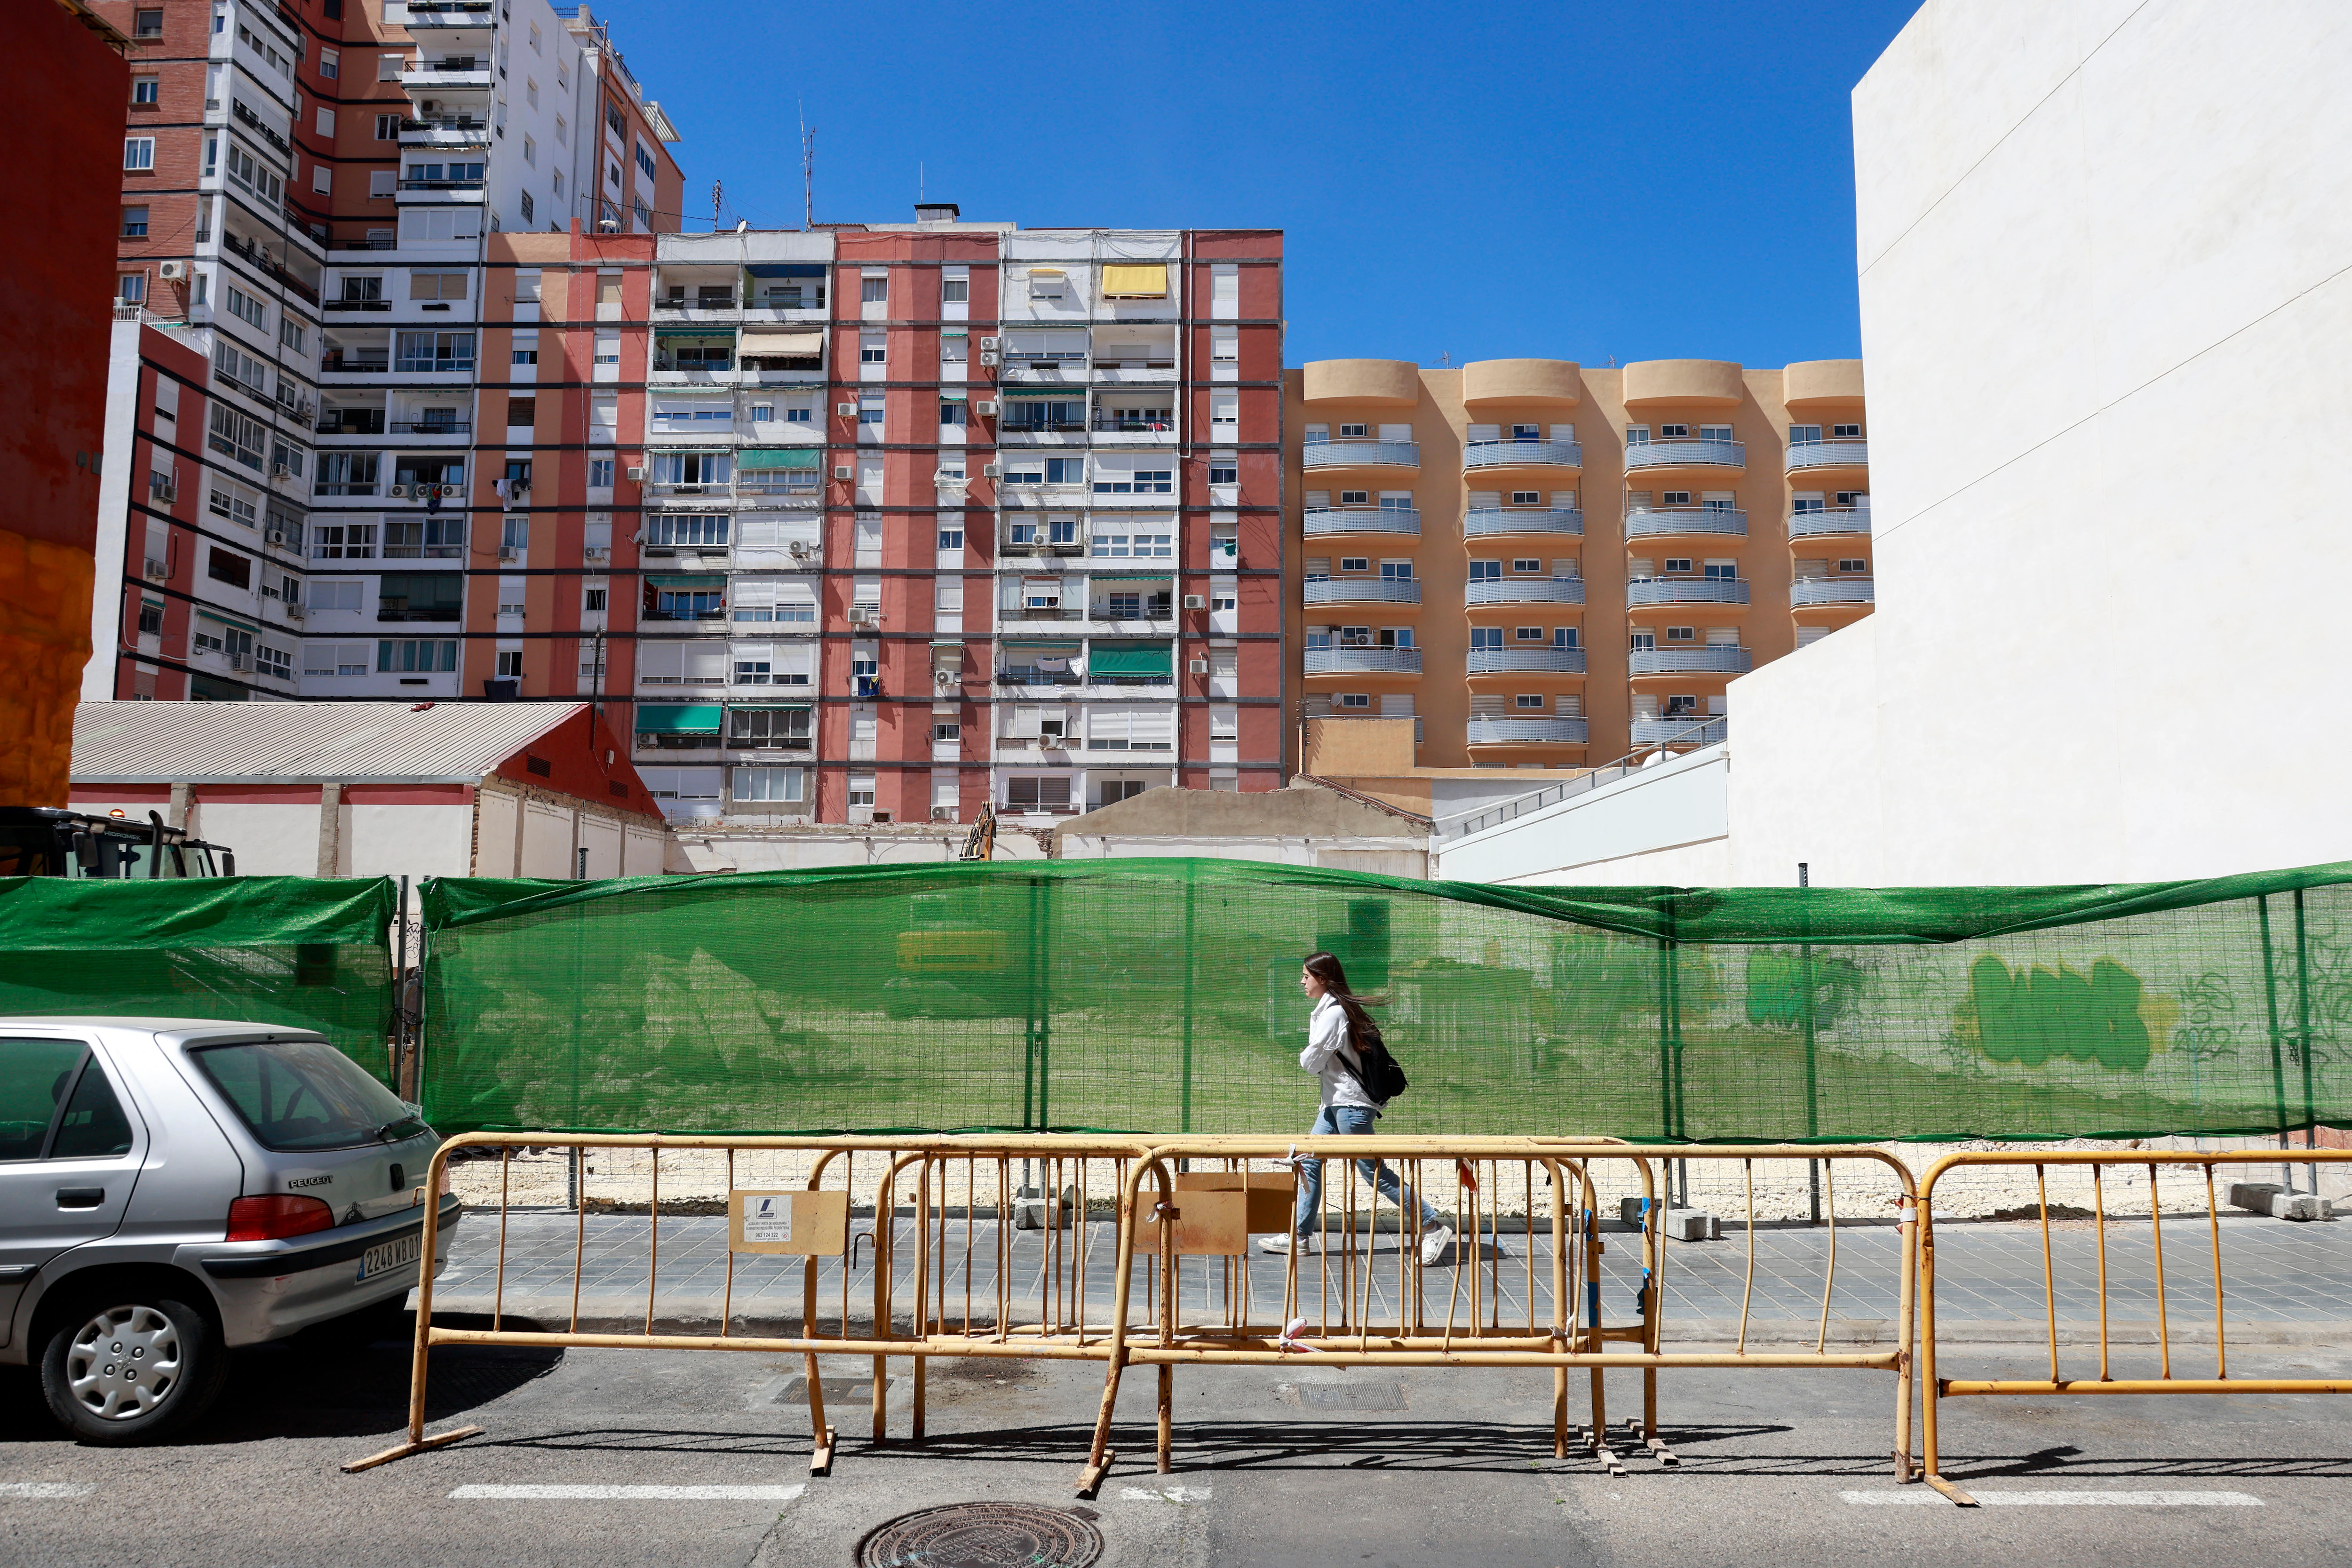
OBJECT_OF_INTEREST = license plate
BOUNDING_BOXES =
[358,1232,421,1281]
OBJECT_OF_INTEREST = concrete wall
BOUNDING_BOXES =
[1435,746,1730,885]
[667,827,1050,873]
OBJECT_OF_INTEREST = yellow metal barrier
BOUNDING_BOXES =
[1917,1147,2352,1505]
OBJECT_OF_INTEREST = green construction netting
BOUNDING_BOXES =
[414,858,2352,1143]
[0,876,399,1084]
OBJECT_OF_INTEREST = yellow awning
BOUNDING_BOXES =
[1100,263,1168,298]
[741,328,825,354]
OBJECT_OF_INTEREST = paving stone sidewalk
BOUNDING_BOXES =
[419,1209,2352,1343]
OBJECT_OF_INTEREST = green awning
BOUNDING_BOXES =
[197,609,261,636]
[646,574,726,589]
[938,390,968,402]
[1087,643,1173,677]
[1000,385,1086,398]
[738,447,819,470]
[634,704,722,735]
[654,329,737,343]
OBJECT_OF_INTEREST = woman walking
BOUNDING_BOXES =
[1258,951,1456,1265]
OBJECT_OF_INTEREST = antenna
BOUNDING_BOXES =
[799,99,814,229]
[919,160,925,204]
[711,178,723,229]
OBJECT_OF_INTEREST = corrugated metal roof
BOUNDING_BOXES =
[72,701,594,785]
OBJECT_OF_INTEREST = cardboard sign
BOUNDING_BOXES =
[1175,1171,1296,1235]
[728,1189,850,1256]
[1136,1188,1249,1257]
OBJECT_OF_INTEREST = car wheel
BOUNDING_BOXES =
[38,1296,229,1444]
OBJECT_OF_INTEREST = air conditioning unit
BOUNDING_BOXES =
[977,337,1001,351]
[834,402,857,417]
[227,653,249,671]
[1182,594,1207,609]
[977,351,1001,367]
[158,260,188,281]
[150,484,177,504]
[584,546,609,562]
[975,400,999,417]
[626,464,649,482]
[266,527,287,544]
[439,483,463,496]
[141,558,167,581]
[787,541,814,560]
[849,608,877,626]
[982,462,1002,479]
[1188,658,1209,674]
[832,464,853,481]
[498,547,519,561]
[387,484,410,497]
[931,806,955,822]
[284,604,306,621]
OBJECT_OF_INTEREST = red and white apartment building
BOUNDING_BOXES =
[87,1,1287,829]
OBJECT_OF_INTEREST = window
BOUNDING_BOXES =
[1665,626,1696,642]
[1511,558,1541,573]
[377,639,458,673]
[519,190,534,222]
[278,317,305,352]
[785,404,812,423]
[525,77,539,108]
[644,512,730,547]
[319,46,338,79]
[1005,457,1086,486]
[1660,423,1690,439]
[207,548,252,589]
[1515,694,1546,710]
[1510,490,1541,506]
[1470,627,1502,651]
[207,404,266,470]
[861,277,888,304]
[134,8,163,37]
[124,137,156,171]
[933,720,961,743]
[1339,424,1368,438]
[378,53,402,81]
[583,587,608,613]
[1380,560,1414,581]
[1337,694,1371,710]
[1703,562,1738,581]
[1212,331,1238,363]
[636,142,657,181]
[943,277,969,302]
[1092,468,1173,496]
[651,452,731,487]
[376,573,463,621]
[1091,532,1173,559]
[308,524,376,559]
[1833,423,1862,439]
[313,453,378,494]
[1470,560,1500,582]
[1515,626,1546,642]
[938,528,964,551]
[224,285,266,330]
[1208,461,1237,486]
[1340,557,1370,573]
[606,100,626,140]
[256,644,292,681]
[734,766,804,803]
[132,77,159,104]
[394,331,476,372]
[860,334,886,364]
[938,399,966,427]
[1789,424,1823,445]
[117,272,147,304]
[588,458,615,488]
[1838,557,1868,573]
[1664,558,1694,574]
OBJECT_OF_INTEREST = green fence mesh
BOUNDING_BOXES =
[417,858,2352,1142]
[0,876,399,1084]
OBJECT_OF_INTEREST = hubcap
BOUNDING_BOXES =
[65,1305,183,1421]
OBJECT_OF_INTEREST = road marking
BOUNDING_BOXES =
[1120,1485,1212,1503]
[449,1484,808,1502]
[0,1484,95,1500]
[1842,1490,2262,1507]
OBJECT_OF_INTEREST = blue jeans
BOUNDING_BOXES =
[1294,1104,1445,1235]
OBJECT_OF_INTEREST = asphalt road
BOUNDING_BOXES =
[5,1321,2352,1567]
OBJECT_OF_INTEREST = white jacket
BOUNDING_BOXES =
[1299,994,1378,1111]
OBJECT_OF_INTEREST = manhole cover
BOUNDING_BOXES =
[857,1502,1103,1568]
[1295,1380,1404,1411]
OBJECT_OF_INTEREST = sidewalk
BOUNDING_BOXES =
[416,1210,2352,1346]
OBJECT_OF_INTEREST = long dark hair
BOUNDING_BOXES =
[1303,951,1383,1054]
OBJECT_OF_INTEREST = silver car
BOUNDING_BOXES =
[0,1019,461,1442]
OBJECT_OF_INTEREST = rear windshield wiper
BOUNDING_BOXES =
[373,1114,427,1143]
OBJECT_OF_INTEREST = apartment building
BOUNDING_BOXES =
[609,216,1287,827]
[1284,358,1867,769]
[87,0,681,702]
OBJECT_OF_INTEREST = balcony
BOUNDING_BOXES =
[1467,717,1589,746]
[1786,439,1868,472]
[1788,507,1871,540]
[1462,438,1581,472]
[1625,507,1746,540]
[389,420,471,436]
[1466,648,1586,676]
[1790,577,1875,606]
[1306,579,1422,607]
[1629,646,1753,677]
[314,412,386,436]
[1632,717,1726,747]
[398,117,491,148]
[1305,647,1422,675]
[1089,413,1178,435]
[1303,507,1419,538]
[1465,578,1585,607]
[1623,438,1745,472]
[319,352,390,376]
[1627,578,1748,607]
[1302,439,1419,472]
[1462,507,1581,539]
[403,0,494,23]
[399,56,493,89]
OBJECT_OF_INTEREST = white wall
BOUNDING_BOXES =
[1059,835,1429,877]
[1435,746,1731,886]
[1557,0,2352,891]
[348,802,478,882]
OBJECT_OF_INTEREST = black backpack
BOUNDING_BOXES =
[1337,1021,1410,1106]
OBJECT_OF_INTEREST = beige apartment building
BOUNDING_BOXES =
[1284,357,1868,774]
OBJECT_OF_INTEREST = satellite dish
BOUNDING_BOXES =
[736,220,748,234]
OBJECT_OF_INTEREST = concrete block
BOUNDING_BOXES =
[1618,1197,1649,1227]
[2270,1192,2335,1222]
[1012,1187,1075,1230]
[1662,1209,1722,1242]
[2227,1182,2286,1214]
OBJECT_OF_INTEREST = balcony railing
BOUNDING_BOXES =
[1786,439,1868,471]
[1466,647,1586,675]
[1462,507,1581,538]
[1632,717,1726,746]
[1788,507,1872,539]
[1305,647,1422,675]
[390,420,470,435]
[1302,439,1419,469]
[1463,438,1581,470]
[1625,507,1747,539]
[994,669,1082,687]
[320,354,390,374]
[402,115,489,131]
[1303,507,1419,537]
[1790,577,1875,605]
[1090,414,1176,433]
[657,294,738,310]
[398,178,486,191]
[315,413,386,435]
[1305,578,1422,606]
[1624,438,1745,470]
[1629,646,1753,677]
[1627,578,1748,606]
[1465,578,1584,606]
[1467,716,1589,746]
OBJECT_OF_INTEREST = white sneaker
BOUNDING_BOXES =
[1418,1225,1455,1266]
[1258,1233,1312,1256]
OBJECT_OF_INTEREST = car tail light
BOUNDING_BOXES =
[225,1194,336,1242]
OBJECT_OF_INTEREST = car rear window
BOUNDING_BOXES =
[189,1038,413,1152]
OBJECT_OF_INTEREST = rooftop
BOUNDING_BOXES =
[72,701,598,785]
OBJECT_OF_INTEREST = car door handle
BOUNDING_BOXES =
[55,1188,105,1209]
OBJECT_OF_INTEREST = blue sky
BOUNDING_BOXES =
[590,0,1921,369]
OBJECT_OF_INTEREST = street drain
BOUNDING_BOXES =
[856,1502,1103,1568]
